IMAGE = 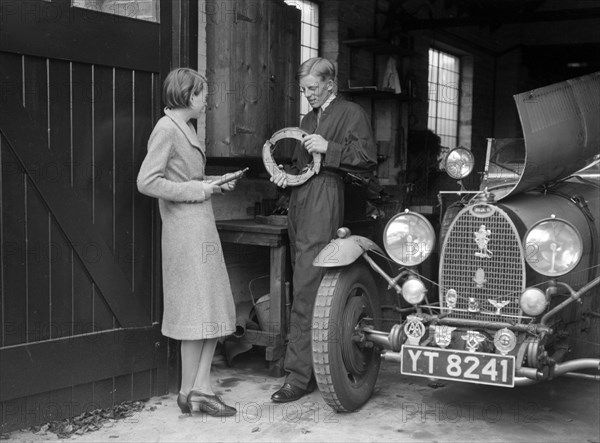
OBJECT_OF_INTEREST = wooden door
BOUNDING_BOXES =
[206,0,300,158]
[0,0,168,432]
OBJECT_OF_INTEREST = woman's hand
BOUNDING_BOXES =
[219,173,238,192]
[302,134,328,154]
[201,181,222,197]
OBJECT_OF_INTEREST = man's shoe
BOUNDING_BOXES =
[271,383,309,403]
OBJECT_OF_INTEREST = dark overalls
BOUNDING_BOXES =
[283,97,377,390]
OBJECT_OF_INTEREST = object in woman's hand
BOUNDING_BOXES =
[210,168,249,185]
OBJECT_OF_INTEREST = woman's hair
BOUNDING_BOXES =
[162,68,206,109]
[296,57,336,82]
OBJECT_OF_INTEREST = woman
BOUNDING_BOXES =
[137,68,237,417]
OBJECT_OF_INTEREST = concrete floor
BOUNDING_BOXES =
[8,347,600,442]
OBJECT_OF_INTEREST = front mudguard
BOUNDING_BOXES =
[313,235,385,268]
[313,235,416,329]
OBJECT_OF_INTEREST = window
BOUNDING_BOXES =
[428,48,460,148]
[284,0,319,120]
[72,0,159,22]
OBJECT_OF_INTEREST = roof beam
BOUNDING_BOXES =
[392,7,600,30]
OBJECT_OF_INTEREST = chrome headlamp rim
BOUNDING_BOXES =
[383,210,436,266]
[524,217,583,277]
[444,146,475,180]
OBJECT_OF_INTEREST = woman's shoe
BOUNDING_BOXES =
[177,392,191,414]
[188,390,237,417]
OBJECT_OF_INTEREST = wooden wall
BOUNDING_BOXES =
[205,0,300,160]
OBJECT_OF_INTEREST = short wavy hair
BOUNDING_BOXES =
[296,57,337,93]
[162,68,206,109]
[296,57,336,82]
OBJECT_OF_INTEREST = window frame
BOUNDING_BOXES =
[428,47,461,149]
[71,0,160,23]
[284,0,320,121]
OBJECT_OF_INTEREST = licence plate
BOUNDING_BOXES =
[401,345,515,387]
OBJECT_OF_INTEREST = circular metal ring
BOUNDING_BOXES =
[262,127,321,186]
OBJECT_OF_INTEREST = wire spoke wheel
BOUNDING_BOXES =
[312,262,381,412]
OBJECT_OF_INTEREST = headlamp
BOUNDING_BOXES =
[445,147,474,179]
[401,277,427,305]
[383,211,435,266]
[524,217,583,276]
[520,287,548,316]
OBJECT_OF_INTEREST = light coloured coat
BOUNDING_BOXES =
[137,109,235,340]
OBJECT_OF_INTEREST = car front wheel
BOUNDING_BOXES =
[312,261,381,412]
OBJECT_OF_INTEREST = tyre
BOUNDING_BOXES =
[312,261,382,412]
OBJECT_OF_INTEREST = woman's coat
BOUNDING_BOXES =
[137,109,235,340]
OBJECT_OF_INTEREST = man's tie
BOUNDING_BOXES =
[314,107,322,126]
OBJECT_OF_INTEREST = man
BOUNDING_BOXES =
[270,57,377,402]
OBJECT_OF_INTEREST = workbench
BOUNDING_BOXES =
[216,219,290,374]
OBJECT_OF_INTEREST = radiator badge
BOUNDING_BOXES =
[404,315,426,345]
[474,224,493,258]
[488,299,511,315]
[494,328,517,355]
[467,297,480,312]
[446,289,458,309]
[473,268,487,288]
[432,325,456,348]
[462,330,486,352]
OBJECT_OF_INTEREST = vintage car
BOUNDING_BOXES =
[311,71,600,412]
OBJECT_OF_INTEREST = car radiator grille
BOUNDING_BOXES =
[439,203,526,322]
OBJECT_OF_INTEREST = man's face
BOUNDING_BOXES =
[299,74,333,109]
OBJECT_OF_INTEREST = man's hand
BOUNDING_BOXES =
[269,164,288,188]
[302,134,328,154]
